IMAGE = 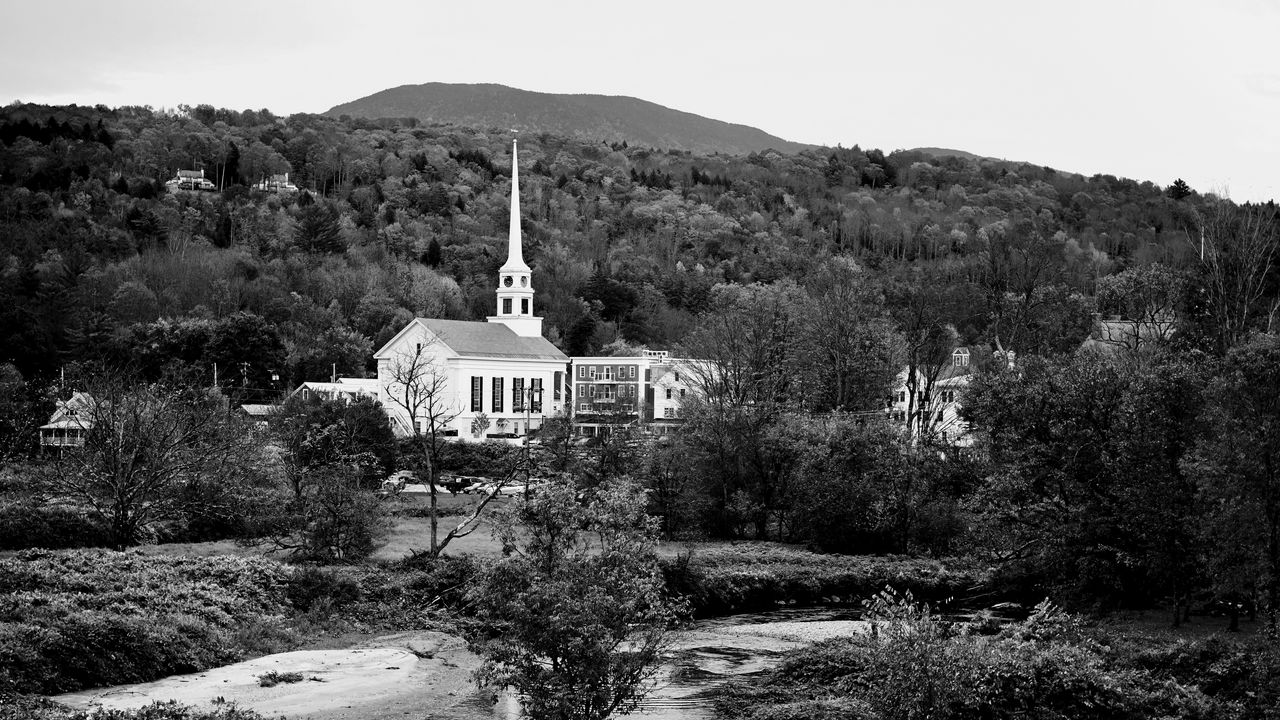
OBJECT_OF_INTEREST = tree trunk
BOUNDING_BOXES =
[424,434,438,556]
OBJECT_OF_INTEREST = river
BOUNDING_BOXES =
[54,607,876,720]
[624,607,870,719]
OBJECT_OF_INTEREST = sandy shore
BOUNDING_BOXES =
[53,631,511,720]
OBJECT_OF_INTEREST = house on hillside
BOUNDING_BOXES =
[253,173,298,193]
[374,139,569,442]
[1078,312,1176,355]
[165,169,216,192]
[39,392,93,449]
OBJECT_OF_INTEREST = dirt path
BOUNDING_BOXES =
[53,631,513,720]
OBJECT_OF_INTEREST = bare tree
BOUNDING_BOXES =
[44,369,255,549]
[380,340,460,555]
[1193,201,1279,352]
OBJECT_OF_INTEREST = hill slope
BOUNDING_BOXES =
[326,83,810,156]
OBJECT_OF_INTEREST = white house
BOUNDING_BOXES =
[886,347,975,447]
[288,377,380,404]
[39,392,94,449]
[253,173,299,193]
[374,139,569,441]
[165,168,216,192]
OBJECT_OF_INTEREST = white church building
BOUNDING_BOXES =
[373,140,569,440]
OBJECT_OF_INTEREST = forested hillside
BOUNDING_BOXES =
[0,100,1253,396]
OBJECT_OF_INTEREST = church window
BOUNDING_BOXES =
[502,298,512,314]
[471,377,482,412]
[521,298,529,314]
[503,276,513,287]
[492,377,504,413]
[513,378,526,412]
[531,378,543,413]
[554,371,563,400]
[520,276,528,287]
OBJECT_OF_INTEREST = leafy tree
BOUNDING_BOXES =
[264,395,393,560]
[0,363,49,459]
[964,351,1209,609]
[776,413,916,553]
[1188,336,1280,632]
[207,312,286,402]
[469,477,675,720]
[797,261,903,412]
[681,282,806,538]
[1095,262,1185,352]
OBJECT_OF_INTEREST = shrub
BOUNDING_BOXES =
[718,588,1224,720]
[256,670,303,687]
[0,500,113,550]
[285,566,361,612]
[397,552,478,609]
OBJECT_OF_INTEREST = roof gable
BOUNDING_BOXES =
[374,318,567,362]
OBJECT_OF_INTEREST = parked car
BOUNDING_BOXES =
[380,470,416,494]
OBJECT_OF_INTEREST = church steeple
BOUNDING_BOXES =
[502,139,530,273]
[488,139,543,338]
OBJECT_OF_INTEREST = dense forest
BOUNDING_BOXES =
[0,100,1231,391]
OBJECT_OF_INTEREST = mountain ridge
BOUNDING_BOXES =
[325,82,812,156]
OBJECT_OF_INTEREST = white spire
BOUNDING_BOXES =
[502,139,530,272]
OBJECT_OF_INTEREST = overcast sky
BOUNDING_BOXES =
[2,0,1277,201]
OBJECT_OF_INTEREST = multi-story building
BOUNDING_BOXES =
[568,350,698,436]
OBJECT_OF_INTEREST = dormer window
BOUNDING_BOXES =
[952,348,970,367]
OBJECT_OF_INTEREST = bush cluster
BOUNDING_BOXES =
[0,696,270,720]
[664,544,987,616]
[0,500,113,551]
[0,550,294,695]
[716,591,1270,720]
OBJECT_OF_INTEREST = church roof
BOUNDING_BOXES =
[376,318,567,362]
